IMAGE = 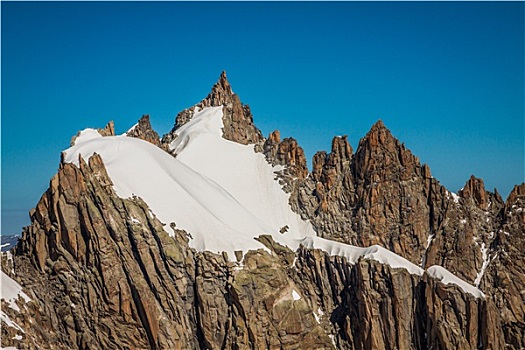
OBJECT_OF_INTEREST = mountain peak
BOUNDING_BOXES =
[162,72,263,149]
[358,119,398,152]
[506,182,525,207]
[219,70,229,84]
[370,119,386,131]
[353,119,421,182]
[201,71,234,108]
[459,175,489,210]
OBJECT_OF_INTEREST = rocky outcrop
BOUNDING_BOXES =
[126,115,162,147]
[292,121,434,266]
[480,183,525,349]
[291,246,502,350]
[10,154,198,349]
[459,175,491,210]
[97,121,115,137]
[161,71,263,153]
[287,120,510,288]
[258,130,309,180]
[276,120,521,347]
[424,175,504,282]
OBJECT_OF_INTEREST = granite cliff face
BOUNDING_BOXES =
[288,121,509,284]
[2,72,523,349]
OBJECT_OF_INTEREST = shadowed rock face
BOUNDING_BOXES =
[480,184,525,349]
[2,73,523,349]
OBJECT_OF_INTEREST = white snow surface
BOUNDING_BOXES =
[64,107,314,259]
[71,128,102,145]
[62,106,482,297]
[450,191,460,204]
[126,123,139,135]
[1,310,24,333]
[474,242,490,287]
[1,271,30,312]
[313,307,324,324]
[427,265,485,298]
[302,237,424,276]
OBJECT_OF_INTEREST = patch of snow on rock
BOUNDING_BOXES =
[427,265,485,298]
[1,271,30,312]
[125,123,139,135]
[1,310,24,333]
[474,242,490,287]
[449,191,460,204]
[329,334,337,347]
[302,237,424,276]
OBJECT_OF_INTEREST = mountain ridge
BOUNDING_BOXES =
[1,72,523,349]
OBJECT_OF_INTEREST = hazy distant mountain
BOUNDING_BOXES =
[1,72,523,349]
[1,235,19,252]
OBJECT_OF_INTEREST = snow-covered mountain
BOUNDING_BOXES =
[64,100,482,299]
[1,72,523,349]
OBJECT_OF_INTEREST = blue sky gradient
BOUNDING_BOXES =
[2,2,524,235]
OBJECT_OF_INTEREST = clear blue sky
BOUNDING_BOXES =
[2,2,524,235]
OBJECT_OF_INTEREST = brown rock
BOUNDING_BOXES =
[126,115,161,147]
[480,182,525,349]
[459,175,490,210]
[161,71,263,152]
[261,131,309,180]
[97,120,115,137]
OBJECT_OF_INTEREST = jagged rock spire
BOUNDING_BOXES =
[354,120,421,182]
[260,130,308,180]
[126,115,161,147]
[161,71,263,150]
[459,175,489,210]
[201,71,234,107]
[506,182,525,206]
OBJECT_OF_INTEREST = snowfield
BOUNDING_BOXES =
[63,106,484,298]
[1,271,31,312]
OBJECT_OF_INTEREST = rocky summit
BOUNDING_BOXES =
[1,72,523,350]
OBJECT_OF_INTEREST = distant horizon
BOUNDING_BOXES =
[2,2,523,235]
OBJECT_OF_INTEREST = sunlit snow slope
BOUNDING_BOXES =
[64,107,316,259]
[63,106,483,298]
